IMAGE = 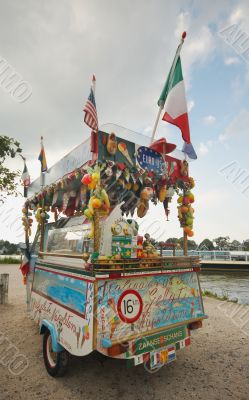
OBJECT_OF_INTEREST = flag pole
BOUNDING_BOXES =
[150,106,163,144]
[20,155,28,197]
[40,136,45,189]
[150,31,187,144]
[39,136,45,254]
[92,74,96,95]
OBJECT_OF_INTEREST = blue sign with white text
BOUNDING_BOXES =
[136,146,166,175]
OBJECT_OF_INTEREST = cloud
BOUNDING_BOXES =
[0,0,248,244]
[202,115,216,125]
[198,138,214,156]
[229,7,244,25]
[174,11,215,88]
[0,1,183,159]
[198,142,209,156]
[187,99,195,112]
[218,134,226,143]
[197,189,227,207]
[218,4,249,85]
[224,4,249,33]
[230,74,246,101]
[0,3,217,160]
[224,57,240,65]
[219,109,249,142]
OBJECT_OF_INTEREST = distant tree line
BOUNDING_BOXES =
[156,236,249,251]
[1,236,249,255]
[0,240,20,255]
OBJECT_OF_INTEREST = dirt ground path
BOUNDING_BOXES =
[0,264,249,400]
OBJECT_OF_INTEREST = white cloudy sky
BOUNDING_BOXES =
[0,0,249,244]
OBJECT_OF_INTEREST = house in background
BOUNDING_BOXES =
[0,246,8,255]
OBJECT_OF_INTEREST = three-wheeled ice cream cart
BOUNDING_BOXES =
[22,124,206,376]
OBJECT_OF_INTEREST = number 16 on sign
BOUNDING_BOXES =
[117,290,143,323]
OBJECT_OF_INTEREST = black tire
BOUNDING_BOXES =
[43,330,69,377]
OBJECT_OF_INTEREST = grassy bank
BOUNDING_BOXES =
[0,257,21,264]
[202,289,238,303]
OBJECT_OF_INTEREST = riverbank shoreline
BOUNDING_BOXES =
[0,264,249,400]
[200,271,249,305]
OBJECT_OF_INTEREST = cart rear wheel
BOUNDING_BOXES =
[43,330,69,377]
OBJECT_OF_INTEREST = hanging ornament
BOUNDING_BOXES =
[107,133,117,155]
[124,168,130,182]
[130,173,137,183]
[105,167,113,177]
[88,181,96,190]
[180,160,189,177]
[115,169,122,180]
[62,192,70,212]
[189,177,195,188]
[137,198,149,218]
[163,198,170,221]
[158,186,167,202]
[166,187,175,198]
[54,208,58,222]
[82,174,92,185]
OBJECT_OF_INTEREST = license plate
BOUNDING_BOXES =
[134,325,187,355]
[150,346,176,370]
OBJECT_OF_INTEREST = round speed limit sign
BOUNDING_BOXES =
[117,290,143,323]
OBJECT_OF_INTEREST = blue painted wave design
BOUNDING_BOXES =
[33,268,88,314]
[46,285,86,314]
[36,269,86,291]
[151,297,203,329]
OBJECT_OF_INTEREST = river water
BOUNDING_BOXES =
[199,272,249,305]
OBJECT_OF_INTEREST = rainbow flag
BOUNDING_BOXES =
[38,138,47,172]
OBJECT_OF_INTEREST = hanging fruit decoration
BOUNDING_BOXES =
[82,167,110,217]
[159,186,167,202]
[23,149,196,242]
[82,174,92,185]
[22,207,33,236]
[176,177,195,236]
[81,165,111,238]
[35,207,50,225]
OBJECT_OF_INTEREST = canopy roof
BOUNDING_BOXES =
[28,123,194,199]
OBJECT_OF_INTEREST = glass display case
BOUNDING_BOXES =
[44,216,93,255]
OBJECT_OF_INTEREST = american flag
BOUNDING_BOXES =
[83,76,98,131]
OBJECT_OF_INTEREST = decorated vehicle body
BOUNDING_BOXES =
[21,124,206,376]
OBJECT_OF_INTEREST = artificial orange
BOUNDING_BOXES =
[92,198,102,209]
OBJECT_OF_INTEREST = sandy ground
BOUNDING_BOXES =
[0,264,249,400]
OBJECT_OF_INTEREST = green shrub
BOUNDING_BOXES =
[0,257,21,264]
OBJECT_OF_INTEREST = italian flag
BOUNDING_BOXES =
[20,254,30,277]
[158,49,190,144]
[21,161,30,187]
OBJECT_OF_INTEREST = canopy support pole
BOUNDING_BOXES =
[183,231,188,256]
